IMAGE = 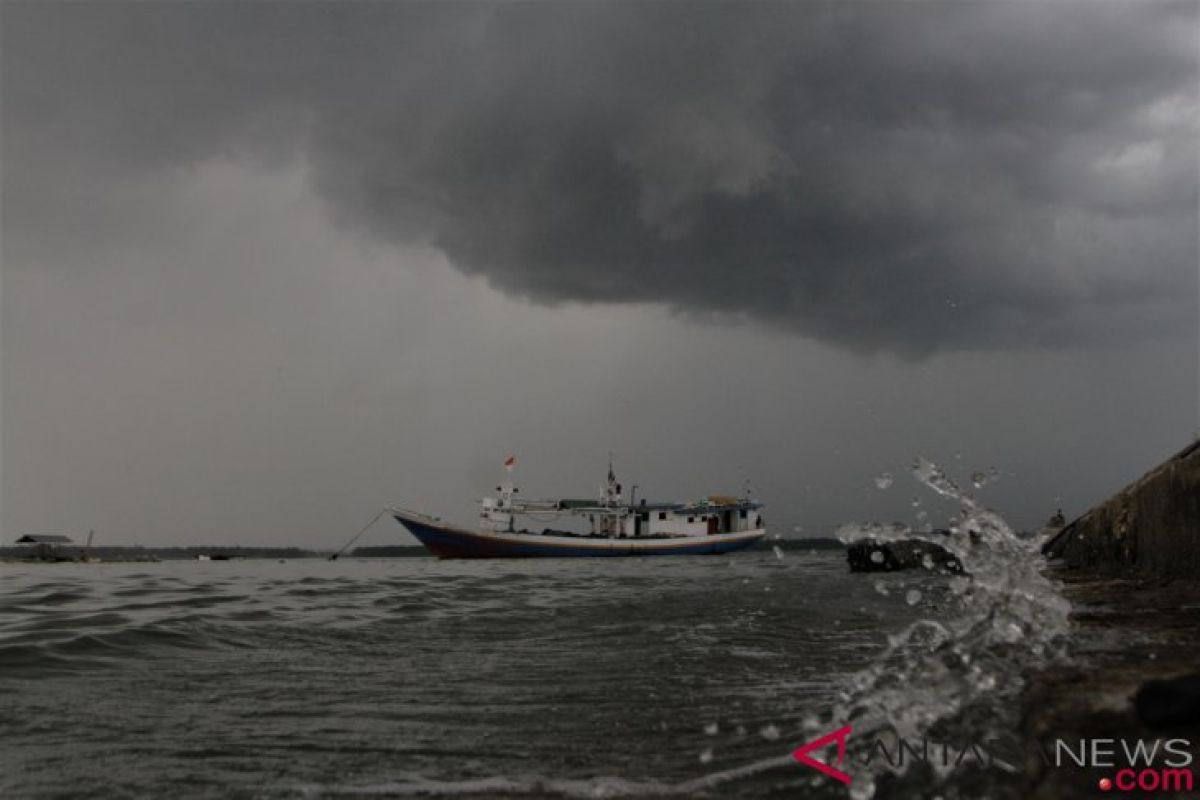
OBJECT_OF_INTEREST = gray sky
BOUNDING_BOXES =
[2,1,1197,546]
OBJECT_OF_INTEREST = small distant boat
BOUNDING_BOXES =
[392,459,766,558]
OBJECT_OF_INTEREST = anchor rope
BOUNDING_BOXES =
[328,507,388,560]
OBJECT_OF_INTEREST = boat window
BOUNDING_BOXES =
[687,516,694,523]
[658,512,667,520]
[640,512,649,521]
[739,509,747,519]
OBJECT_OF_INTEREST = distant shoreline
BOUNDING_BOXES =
[0,537,845,562]
[0,545,328,562]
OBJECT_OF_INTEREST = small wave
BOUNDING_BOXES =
[7,588,94,607]
[7,610,131,633]
[302,755,797,798]
[108,593,251,612]
[0,620,251,676]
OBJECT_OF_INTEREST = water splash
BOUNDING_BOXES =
[823,457,1071,797]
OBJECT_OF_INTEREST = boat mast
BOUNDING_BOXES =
[602,454,623,506]
[482,455,517,532]
[598,455,625,536]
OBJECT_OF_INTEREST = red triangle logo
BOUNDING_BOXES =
[792,725,853,785]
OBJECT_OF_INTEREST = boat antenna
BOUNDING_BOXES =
[500,454,518,510]
[602,452,622,506]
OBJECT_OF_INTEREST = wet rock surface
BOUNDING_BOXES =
[1020,571,1200,799]
[1137,673,1200,729]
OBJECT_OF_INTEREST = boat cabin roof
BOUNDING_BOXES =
[550,498,762,514]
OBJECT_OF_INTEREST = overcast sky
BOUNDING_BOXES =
[2,1,1197,547]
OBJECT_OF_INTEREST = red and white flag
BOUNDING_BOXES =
[503,455,516,471]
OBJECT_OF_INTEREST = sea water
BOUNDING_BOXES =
[0,462,1069,798]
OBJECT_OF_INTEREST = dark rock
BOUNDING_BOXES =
[1135,672,1200,729]
[846,537,964,573]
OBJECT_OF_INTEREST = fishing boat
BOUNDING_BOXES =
[392,459,766,558]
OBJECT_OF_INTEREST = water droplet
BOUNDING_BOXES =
[703,722,718,736]
[824,457,1070,783]
[699,748,713,764]
[911,497,922,508]
[874,472,894,490]
[760,724,780,741]
[915,509,928,520]
[921,555,935,570]
[870,550,885,564]
[849,777,876,800]
[772,545,785,560]
[874,580,889,596]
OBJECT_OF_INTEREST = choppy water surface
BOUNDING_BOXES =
[3,459,1072,800]
[1,550,939,798]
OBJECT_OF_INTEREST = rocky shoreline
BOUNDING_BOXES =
[1018,572,1200,798]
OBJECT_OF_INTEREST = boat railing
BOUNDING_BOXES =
[387,504,442,523]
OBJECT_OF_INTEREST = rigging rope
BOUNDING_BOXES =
[328,507,388,561]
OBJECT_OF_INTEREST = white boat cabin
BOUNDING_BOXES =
[479,462,764,539]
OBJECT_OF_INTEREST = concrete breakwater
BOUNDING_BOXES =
[1023,439,1200,798]
[1042,439,1200,575]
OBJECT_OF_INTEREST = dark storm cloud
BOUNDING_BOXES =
[4,1,1196,353]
